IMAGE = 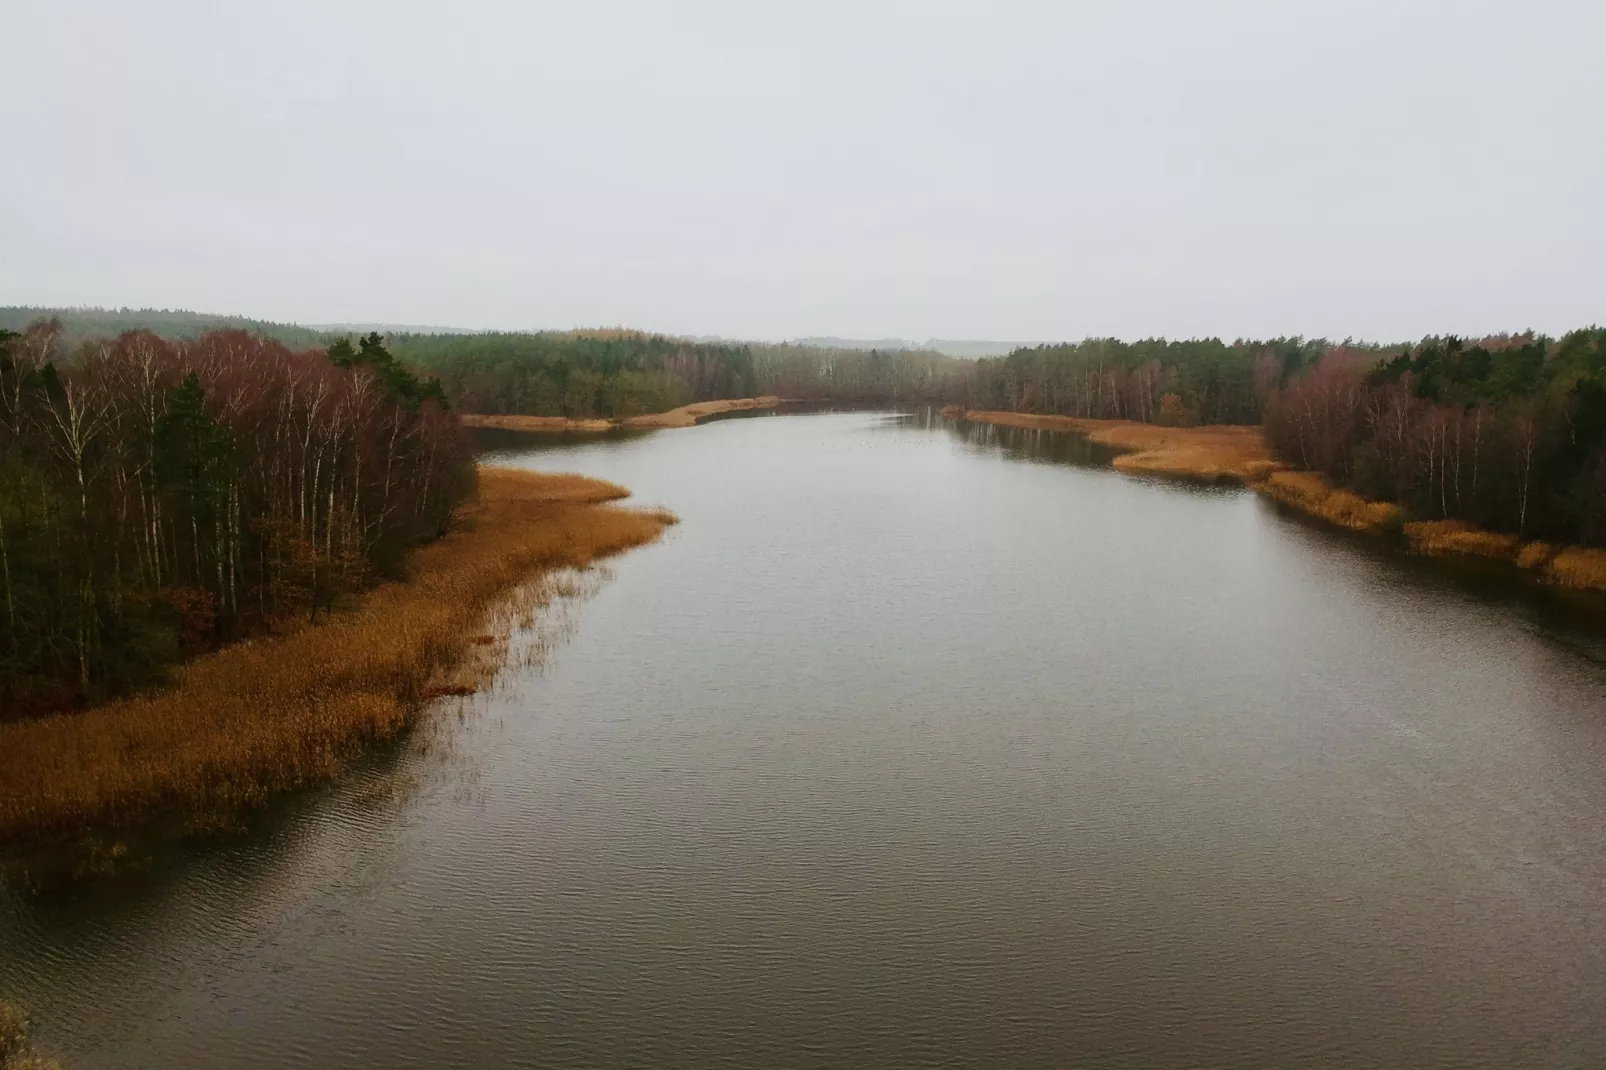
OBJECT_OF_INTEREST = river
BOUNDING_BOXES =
[4,410,1606,1068]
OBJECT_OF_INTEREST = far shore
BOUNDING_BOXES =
[461,395,781,434]
[946,407,1606,592]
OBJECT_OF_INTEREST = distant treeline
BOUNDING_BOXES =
[0,321,472,716]
[1266,330,1606,546]
[394,330,758,419]
[0,306,327,349]
[958,337,1330,425]
[752,343,967,404]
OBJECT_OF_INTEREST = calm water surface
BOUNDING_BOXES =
[5,411,1606,1068]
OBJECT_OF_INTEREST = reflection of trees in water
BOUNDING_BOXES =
[922,409,1118,468]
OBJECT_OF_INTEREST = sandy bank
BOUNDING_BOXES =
[461,396,781,434]
[948,408,1606,593]
[0,467,674,858]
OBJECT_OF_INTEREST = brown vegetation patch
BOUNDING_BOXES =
[461,397,781,433]
[0,467,672,850]
[956,410,1278,483]
[1404,521,1521,560]
[1543,547,1606,589]
[1258,471,1403,531]
[459,413,615,433]
[621,395,781,428]
[1516,542,1557,570]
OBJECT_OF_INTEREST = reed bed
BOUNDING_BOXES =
[1404,520,1522,559]
[955,410,1278,482]
[0,467,673,848]
[459,413,614,432]
[1257,470,1403,531]
[1543,547,1606,589]
[621,395,781,428]
[460,396,781,434]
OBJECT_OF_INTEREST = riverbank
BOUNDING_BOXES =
[947,408,1606,592]
[461,395,781,433]
[0,467,674,858]
[945,408,1278,483]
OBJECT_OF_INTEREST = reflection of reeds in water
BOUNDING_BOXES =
[0,468,674,852]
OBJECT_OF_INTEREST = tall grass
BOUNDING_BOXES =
[1258,470,1403,531]
[0,468,673,849]
[1403,520,1521,559]
[1544,547,1606,589]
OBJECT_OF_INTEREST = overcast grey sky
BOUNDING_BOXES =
[2,1,1602,341]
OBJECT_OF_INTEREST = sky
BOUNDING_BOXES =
[2,0,1602,343]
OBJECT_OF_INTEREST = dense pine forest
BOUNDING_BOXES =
[393,331,758,419]
[0,320,472,716]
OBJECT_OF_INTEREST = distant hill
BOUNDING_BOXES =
[789,337,1033,358]
[309,323,480,336]
[0,306,327,348]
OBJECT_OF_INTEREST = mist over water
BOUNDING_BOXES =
[4,412,1606,1068]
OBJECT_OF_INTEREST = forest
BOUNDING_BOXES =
[751,343,966,404]
[0,306,326,349]
[0,321,473,717]
[1264,329,1606,546]
[393,330,758,419]
[957,337,1333,425]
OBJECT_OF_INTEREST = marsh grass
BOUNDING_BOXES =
[0,468,673,852]
[1544,547,1606,589]
[461,396,781,433]
[1258,470,1403,531]
[1404,520,1522,560]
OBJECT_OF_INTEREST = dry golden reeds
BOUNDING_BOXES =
[1516,542,1556,570]
[1543,547,1606,589]
[1403,520,1521,560]
[1257,470,1403,531]
[0,468,673,848]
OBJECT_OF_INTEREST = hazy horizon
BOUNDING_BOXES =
[3,1,1602,341]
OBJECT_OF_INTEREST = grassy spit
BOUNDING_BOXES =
[947,408,1277,482]
[460,395,781,433]
[948,408,1606,591]
[0,468,674,851]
